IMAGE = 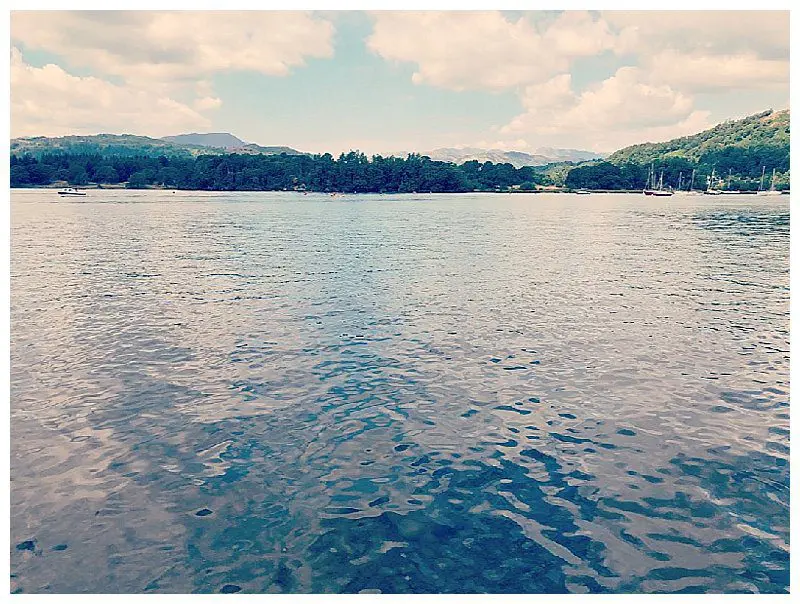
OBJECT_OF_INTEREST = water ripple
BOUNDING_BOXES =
[11,190,789,593]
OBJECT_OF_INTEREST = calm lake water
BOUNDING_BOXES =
[10,190,789,594]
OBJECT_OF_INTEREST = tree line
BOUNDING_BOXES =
[11,145,789,193]
[10,151,554,193]
[566,148,790,192]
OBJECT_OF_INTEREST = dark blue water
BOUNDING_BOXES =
[10,190,789,593]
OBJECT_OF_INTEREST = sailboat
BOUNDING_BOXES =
[757,166,767,193]
[685,168,701,195]
[643,162,657,195]
[704,167,723,195]
[643,162,672,196]
[758,168,782,195]
[651,169,673,196]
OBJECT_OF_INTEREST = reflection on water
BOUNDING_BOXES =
[11,191,789,593]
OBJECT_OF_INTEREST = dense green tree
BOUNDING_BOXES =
[67,163,89,185]
[10,165,31,187]
[27,163,57,185]
[94,164,120,184]
[565,162,627,190]
[126,171,149,189]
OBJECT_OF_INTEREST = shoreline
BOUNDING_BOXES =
[11,186,789,195]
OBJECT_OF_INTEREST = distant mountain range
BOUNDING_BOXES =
[534,147,605,163]
[160,132,303,156]
[422,147,604,168]
[162,132,247,149]
[10,133,304,158]
[11,131,604,167]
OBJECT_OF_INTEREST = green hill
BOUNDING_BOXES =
[11,134,202,158]
[608,109,789,165]
[565,109,789,191]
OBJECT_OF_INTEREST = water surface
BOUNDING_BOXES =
[10,190,789,593]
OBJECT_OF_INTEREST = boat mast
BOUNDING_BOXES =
[770,168,777,192]
[658,169,664,191]
[678,171,683,191]
[727,168,733,191]
[689,168,695,191]
[759,166,766,192]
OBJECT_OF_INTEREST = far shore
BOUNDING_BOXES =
[13,185,791,196]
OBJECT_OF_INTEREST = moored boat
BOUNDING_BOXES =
[57,187,87,196]
[684,168,702,194]
[704,168,723,195]
[758,168,782,195]
[643,162,658,195]
[643,163,673,196]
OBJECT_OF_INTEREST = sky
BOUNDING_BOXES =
[9,9,791,156]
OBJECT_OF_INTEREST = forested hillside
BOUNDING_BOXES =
[566,110,789,191]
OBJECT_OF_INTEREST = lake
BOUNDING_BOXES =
[10,190,790,593]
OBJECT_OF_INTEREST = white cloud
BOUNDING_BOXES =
[11,47,211,138]
[367,10,789,95]
[10,11,336,138]
[11,11,335,85]
[604,10,789,59]
[541,11,616,58]
[647,51,789,93]
[563,67,695,130]
[193,96,223,111]
[606,11,789,94]
[500,68,713,152]
[365,10,788,153]
[367,11,615,91]
[8,10,790,152]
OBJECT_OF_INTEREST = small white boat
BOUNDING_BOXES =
[57,187,87,196]
[574,189,590,195]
